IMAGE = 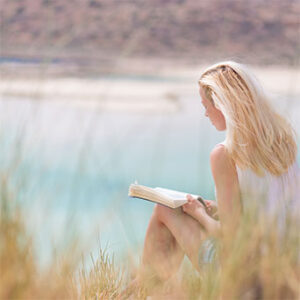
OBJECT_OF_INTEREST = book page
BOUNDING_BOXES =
[154,187,198,201]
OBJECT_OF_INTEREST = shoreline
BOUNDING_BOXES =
[0,64,299,107]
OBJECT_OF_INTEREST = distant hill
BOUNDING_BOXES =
[1,0,299,67]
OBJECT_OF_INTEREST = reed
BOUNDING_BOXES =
[0,171,299,299]
[79,248,124,299]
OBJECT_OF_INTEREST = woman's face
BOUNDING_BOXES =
[199,87,226,131]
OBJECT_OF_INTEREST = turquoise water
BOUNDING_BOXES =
[0,90,298,265]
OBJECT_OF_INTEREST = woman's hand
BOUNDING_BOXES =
[183,195,221,237]
[204,200,219,220]
[182,194,206,222]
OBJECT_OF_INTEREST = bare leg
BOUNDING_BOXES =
[140,204,207,282]
[140,208,184,281]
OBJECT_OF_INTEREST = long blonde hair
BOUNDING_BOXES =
[198,61,297,176]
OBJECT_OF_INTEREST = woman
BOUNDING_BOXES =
[139,61,299,282]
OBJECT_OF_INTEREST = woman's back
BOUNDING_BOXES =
[236,160,299,214]
[219,141,299,221]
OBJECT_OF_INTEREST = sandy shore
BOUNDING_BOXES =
[0,64,299,113]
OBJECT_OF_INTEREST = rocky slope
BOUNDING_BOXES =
[1,0,299,67]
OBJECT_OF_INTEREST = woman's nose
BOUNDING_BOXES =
[205,111,208,117]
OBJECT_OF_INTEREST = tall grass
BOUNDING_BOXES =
[0,173,77,299]
[80,248,123,299]
[0,169,299,299]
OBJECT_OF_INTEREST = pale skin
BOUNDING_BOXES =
[138,86,241,283]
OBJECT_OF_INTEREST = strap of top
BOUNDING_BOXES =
[217,140,226,147]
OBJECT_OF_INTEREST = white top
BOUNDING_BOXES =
[217,141,300,224]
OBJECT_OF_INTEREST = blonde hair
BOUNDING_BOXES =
[198,61,297,176]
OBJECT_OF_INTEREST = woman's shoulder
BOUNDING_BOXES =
[210,143,226,159]
[210,143,236,176]
[210,141,229,160]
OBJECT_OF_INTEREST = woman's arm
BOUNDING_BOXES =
[210,144,241,235]
[183,144,241,237]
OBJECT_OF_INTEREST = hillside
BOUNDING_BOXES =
[1,0,299,73]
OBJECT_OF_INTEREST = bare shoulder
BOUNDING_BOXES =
[210,144,230,165]
[210,144,236,175]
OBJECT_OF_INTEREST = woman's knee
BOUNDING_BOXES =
[153,204,171,222]
[153,204,182,223]
[153,204,166,221]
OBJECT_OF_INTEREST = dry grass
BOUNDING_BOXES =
[79,248,124,299]
[0,172,299,299]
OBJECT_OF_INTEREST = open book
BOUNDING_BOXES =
[128,183,207,209]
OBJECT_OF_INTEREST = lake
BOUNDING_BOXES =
[0,70,299,266]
